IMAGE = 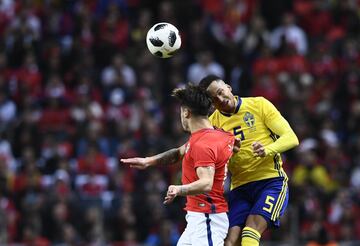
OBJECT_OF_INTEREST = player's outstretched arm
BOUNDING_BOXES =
[258,97,299,157]
[121,144,186,169]
[263,117,299,157]
[164,166,215,204]
[252,118,299,158]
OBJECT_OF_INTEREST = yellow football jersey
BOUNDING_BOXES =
[209,96,298,190]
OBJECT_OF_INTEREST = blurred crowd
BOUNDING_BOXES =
[0,0,359,245]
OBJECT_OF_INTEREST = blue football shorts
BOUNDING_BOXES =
[228,177,289,228]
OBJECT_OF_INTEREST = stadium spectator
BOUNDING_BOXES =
[0,0,358,244]
[187,50,224,84]
[270,12,308,55]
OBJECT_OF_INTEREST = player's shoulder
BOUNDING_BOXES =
[208,109,221,126]
[196,129,232,145]
[205,128,232,138]
[209,109,220,119]
[242,96,268,103]
[213,127,234,138]
[241,96,273,110]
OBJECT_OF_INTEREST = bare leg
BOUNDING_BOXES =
[245,214,268,234]
[225,226,242,246]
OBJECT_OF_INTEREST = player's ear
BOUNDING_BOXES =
[184,107,191,118]
[226,84,232,92]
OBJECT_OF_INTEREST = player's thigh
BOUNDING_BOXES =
[208,213,229,246]
[179,212,228,246]
[177,227,192,246]
[250,178,289,228]
[177,213,193,246]
[228,188,252,228]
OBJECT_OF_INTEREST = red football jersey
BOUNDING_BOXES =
[182,128,235,213]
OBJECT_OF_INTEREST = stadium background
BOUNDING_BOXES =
[0,0,359,245]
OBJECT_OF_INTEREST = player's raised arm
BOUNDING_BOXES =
[164,166,215,204]
[120,144,186,169]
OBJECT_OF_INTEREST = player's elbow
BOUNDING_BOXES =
[290,132,299,148]
[202,179,214,193]
[294,136,300,147]
[203,185,212,193]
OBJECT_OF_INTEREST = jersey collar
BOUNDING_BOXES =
[220,96,242,117]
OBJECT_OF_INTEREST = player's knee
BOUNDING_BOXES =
[225,230,240,246]
[245,215,268,234]
[224,237,236,246]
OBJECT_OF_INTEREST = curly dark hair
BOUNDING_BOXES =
[172,83,212,116]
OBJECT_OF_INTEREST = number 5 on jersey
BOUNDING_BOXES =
[233,126,245,140]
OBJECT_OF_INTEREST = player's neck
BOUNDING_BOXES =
[188,117,213,134]
[229,96,238,113]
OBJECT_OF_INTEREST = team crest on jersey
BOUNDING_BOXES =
[243,112,256,129]
[185,143,190,153]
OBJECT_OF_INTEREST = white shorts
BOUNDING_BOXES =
[177,211,229,246]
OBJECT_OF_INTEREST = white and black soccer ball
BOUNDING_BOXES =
[146,22,181,58]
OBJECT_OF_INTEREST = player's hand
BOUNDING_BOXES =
[252,141,266,157]
[164,185,180,205]
[233,138,241,153]
[120,157,152,170]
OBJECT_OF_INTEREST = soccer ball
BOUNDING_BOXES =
[146,22,181,58]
